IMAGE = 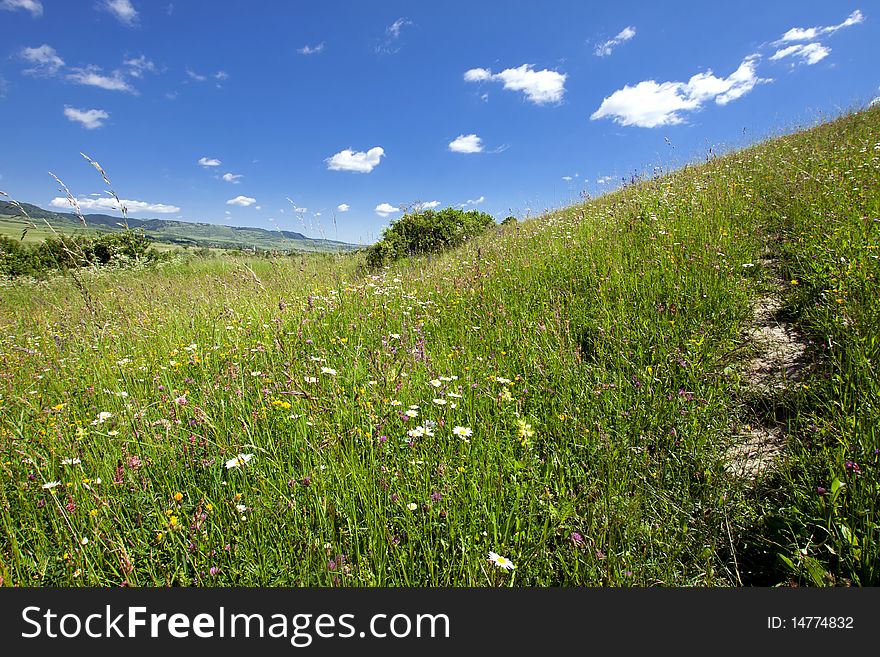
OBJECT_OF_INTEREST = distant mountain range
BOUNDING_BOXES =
[0,201,360,253]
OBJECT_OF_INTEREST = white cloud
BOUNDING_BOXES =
[465,196,485,206]
[1,0,43,17]
[221,172,243,183]
[375,203,400,217]
[776,10,864,44]
[448,134,484,154]
[298,42,325,55]
[463,68,492,82]
[562,176,573,181]
[214,71,228,81]
[770,43,831,66]
[67,65,135,93]
[376,17,412,53]
[413,201,441,211]
[100,0,138,26]
[198,157,221,167]
[594,26,636,57]
[124,55,156,78]
[871,96,880,107]
[186,68,207,82]
[20,44,64,76]
[50,195,179,213]
[590,54,768,128]
[325,146,385,173]
[0,74,8,98]
[63,105,109,129]
[464,64,567,105]
[227,195,257,207]
[597,175,613,185]
[386,18,410,39]
[337,203,350,212]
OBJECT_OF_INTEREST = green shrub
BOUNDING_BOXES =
[365,206,495,269]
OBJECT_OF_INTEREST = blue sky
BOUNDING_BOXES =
[0,1,876,245]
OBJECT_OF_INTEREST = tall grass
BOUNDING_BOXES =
[1,106,877,586]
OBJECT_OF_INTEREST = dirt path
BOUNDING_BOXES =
[724,257,811,479]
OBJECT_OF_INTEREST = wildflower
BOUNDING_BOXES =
[496,377,512,384]
[42,481,61,490]
[80,537,89,545]
[225,453,254,469]
[390,400,402,406]
[742,263,755,268]
[235,504,247,513]
[404,409,419,418]
[433,398,447,405]
[173,492,183,502]
[488,551,516,570]
[570,532,584,545]
[429,379,442,388]
[516,419,534,439]
[406,502,418,511]
[447,392,462,398]
[250,371,262,377]
[209,567,220,576]
[61,458,81,466]
[431,491,442,502]
[452,426,473,441]
[304,376,318,383]
[91,411,112,425]
[816,486,827,496]
[321,367,337,376]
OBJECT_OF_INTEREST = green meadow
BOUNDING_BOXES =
[1,106,877,586]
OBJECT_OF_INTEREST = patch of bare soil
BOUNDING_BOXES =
[724,258,811,480]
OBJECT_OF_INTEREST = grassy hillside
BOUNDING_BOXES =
[0,202,359,253]
[0,106,877,586]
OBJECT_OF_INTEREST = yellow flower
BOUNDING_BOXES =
[173,492,183,502]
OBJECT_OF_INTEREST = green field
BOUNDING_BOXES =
[1,107,877,586]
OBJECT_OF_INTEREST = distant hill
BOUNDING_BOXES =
[0,201,360,253]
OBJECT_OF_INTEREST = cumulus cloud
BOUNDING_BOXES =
[20,44,64,76]
[226,195,257,207]
[325,146,385,173]
[464,64,566,105]
[770,43,831,65]
[594,26,636,57]
[374,202,400,217]
[337,203,350,212]
[413,201,441,211]
[50,195,179,213]
[67,65,135,93]
[198,157,221,167]
[221,172,243,183]
[465,196,485,206]
[298,42,325,55]
[775,9,864,44]
[63,106,109,129]
[590,54,768,128]
[448,134,484,154]
[100,0,138,26]
[1,0,43,17]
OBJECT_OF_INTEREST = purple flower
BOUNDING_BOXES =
[845,460,862,474]
[570,532,583,544]
[816,486,827,496]
[431,491,442,502]
[209,567,220,576]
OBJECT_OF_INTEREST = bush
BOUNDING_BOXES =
[0,230,159,278]
[365,207,496,269]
